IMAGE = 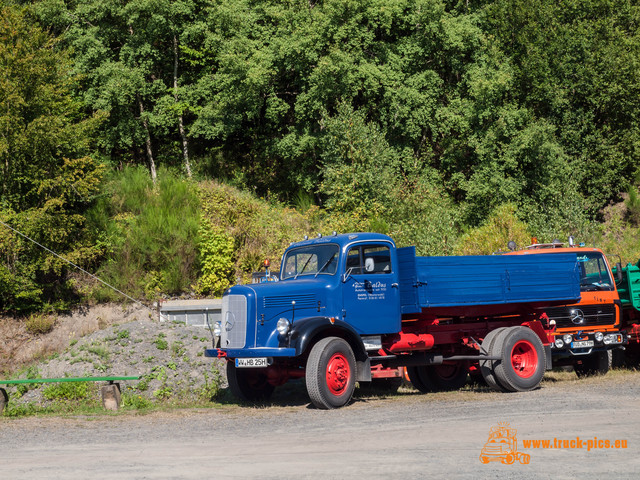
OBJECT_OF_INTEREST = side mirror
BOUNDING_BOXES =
[342,267,354,283]
[616,262,623,282]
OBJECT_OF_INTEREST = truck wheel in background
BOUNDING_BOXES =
[611,345,640,369]
[406,366,433,393]
[479,327,508,391]
[493,326,546,392]
[623,343,640,367]
[306,337,356,409]
[226,362,275,402]
[574,351,611,377]
[425,362,469,391]
[358,377,403,394]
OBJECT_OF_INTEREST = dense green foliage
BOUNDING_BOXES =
[30,0,640,222]
[1,1,640,313]
[88,166,200,300]
[0,5,104,312]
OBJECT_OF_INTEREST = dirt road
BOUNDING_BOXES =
[2,371,639,479]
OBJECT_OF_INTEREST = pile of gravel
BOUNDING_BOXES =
[4,318,226,408]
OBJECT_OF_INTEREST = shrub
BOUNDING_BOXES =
[89,166,200,300]
[453,204,531,255]
[194,221,235,296]
[154,334,168,351]
[43,381,89,401]
[25,313,55,335]
[121,393,152,410]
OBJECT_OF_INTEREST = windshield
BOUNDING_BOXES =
[577,252,614,291]
[281,244,339,279]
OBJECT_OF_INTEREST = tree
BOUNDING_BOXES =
[482,0,640,214]
[34,0,206,180]
[0,5,104,312]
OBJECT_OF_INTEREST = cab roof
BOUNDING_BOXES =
[286,232,395,250]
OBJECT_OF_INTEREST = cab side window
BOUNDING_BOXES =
[346,245,392,275]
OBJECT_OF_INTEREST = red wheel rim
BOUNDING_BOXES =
[433,363,460,381]
[510,340,538,378]
[326,353,351,395]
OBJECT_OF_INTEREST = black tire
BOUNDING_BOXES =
[226,361,275,402]
[358,377,403,394]
[306,337,356,409]
[615,343,640,369]
[0,388,7,414]
[425,362,469,391]
[574,351,611,378]
[406,366,434,393]
[610,348,627,369]
[493,326,546,392]
[479,327,508,391]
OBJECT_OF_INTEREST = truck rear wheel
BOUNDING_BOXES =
[226,362,275,402]
[426,362,469,391]
[306,337,356,409]
[479,327,508,391]
[493,326,546,392]
[406,366,431,393]
[407,362,469,392]
[574,351,611,377]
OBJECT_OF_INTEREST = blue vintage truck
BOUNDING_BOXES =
[206,233,581,409]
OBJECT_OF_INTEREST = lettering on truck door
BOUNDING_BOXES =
[341,243,400,334]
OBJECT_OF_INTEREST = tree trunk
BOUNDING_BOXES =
[173,34,191,178]
[129,24,157,183]
[137,95,157,183]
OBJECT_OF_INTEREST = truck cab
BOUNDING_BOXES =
[506,239,627,375]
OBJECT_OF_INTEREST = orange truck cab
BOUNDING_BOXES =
[506,237,627,376]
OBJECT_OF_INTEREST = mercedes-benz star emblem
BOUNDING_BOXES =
[224,311,235,331]
[570,309,585,325]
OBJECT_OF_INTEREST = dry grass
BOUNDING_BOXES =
[542,366,639,388]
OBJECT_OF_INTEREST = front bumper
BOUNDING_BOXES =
[205,347,297,358]
[550,331,627,358]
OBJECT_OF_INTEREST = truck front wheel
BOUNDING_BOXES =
[226,362,275,402]
[574,351,611,377]
[306,337,356,409]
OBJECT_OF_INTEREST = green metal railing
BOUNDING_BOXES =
[0,376,139,385]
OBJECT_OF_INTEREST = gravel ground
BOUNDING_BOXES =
[2,316,225,408]
[1,370,640,479]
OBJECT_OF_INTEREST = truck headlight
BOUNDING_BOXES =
[213,321,222,337]
[554,338,564,348]
[603,334,622,345]
[595,332,604,342]
[563,334,573,345]
[277,318,291,335]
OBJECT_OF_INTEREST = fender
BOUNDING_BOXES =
[288,316,371,382]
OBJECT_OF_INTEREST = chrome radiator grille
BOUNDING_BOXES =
[544,304,616,329]
[221,294,247,348]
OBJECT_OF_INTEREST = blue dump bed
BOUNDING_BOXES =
[397,247,581,316]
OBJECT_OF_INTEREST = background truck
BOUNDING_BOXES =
[505,238,627,376]
[613,260,640,366]
[206,233,581,409]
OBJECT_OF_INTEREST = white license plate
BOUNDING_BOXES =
[235,357,268,368]
[571,340,594,349]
